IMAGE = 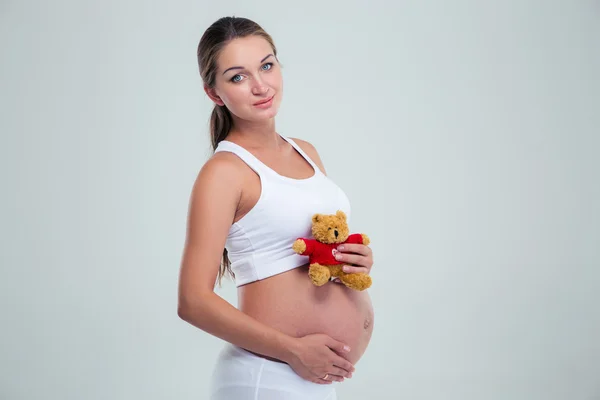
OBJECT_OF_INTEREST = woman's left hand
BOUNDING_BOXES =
[332,243,373,283]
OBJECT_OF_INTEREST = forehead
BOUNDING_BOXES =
[217,36,273,72]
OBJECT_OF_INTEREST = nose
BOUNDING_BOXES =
[251,78,269,96]
[252,85,268,96]
[334,230,338,238]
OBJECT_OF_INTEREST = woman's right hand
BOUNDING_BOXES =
[284,333,355,384]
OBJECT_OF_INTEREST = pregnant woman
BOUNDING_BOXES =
[177,16,375,400]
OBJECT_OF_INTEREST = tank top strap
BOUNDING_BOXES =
[214,140,268,177]
[280,136,321,173]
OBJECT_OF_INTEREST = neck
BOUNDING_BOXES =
[227,117,282,149]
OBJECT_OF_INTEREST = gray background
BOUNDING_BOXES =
[1,0,599,399]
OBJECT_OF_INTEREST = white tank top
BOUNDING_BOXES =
[214,135,352,287]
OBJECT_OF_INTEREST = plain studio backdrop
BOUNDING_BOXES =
[1,0,599,399]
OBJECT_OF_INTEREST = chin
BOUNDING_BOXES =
[248,107,280,121]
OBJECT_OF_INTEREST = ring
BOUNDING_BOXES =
[322,373,329,380]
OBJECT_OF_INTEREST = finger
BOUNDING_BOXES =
[307,371,333,385]
[337,243,370,256]
[341,265,369,275]
[322,374,345,383]
[326,338,352,355]
[334,252,366,266]
[332,278,343,284]
[333,355,356,374]
[330,366,353,378]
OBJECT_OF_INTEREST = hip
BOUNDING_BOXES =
[210,343,338,400]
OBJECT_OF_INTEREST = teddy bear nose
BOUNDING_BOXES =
[334,230,338,238]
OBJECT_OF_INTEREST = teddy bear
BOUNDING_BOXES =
[292,210,372,291]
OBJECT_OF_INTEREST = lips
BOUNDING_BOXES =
[253,95,274,105]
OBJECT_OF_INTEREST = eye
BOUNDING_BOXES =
[262,62,273,71]
[328,228,331,230]
[230,74,243,83]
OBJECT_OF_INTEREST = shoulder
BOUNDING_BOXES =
[193,151,246,197]
[289,137,327,175]
[200,151,245,179]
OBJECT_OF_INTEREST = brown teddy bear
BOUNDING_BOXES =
[292,210,372,291]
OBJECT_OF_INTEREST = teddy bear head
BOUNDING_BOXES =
[311,210,350,244]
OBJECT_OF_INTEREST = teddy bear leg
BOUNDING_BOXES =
[340,273,372,291]
[308,263,331,286]
[328,264,344,278]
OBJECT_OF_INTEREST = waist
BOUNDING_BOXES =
[244,349,286,363]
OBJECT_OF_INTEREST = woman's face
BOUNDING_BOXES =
[206,35,283,122]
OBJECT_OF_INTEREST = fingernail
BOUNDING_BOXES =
[338,245,344,251]
[343,266,350,272]
[335,254,342,260]
[344,345,351,352]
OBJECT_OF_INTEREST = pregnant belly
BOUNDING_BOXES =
[238,265,375,364]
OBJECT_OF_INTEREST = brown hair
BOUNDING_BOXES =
[197,16,278,285]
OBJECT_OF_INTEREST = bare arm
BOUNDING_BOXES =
[177,154,297,361]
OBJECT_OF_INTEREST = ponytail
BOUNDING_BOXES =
[210,105,233,151]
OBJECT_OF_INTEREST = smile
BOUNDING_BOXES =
[253,95,274,106]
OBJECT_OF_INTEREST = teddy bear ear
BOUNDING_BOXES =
[312,214,322,223]
[336,210,347,220]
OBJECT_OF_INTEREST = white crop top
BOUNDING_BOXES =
[214,135,352,287]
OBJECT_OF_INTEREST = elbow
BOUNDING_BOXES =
[177,303,189,320]
[177,291,212,321]
[177,298,196,321]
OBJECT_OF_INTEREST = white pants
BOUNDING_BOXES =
[209,343,338,400]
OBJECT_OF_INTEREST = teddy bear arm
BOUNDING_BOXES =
[361,233,370,246]
[293,238,317,255]
[292,239,307,255]
[346,233,370,246]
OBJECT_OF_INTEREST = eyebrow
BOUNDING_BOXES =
[222,54,274,75]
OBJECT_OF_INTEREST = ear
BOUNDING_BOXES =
[336,210,347,220]
[312,214,322,224]
[204,84,225,106]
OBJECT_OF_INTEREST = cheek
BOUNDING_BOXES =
[271,73,283,92]
[271,79,284,107]
[263,69,283,91]
[220,86,249,109]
